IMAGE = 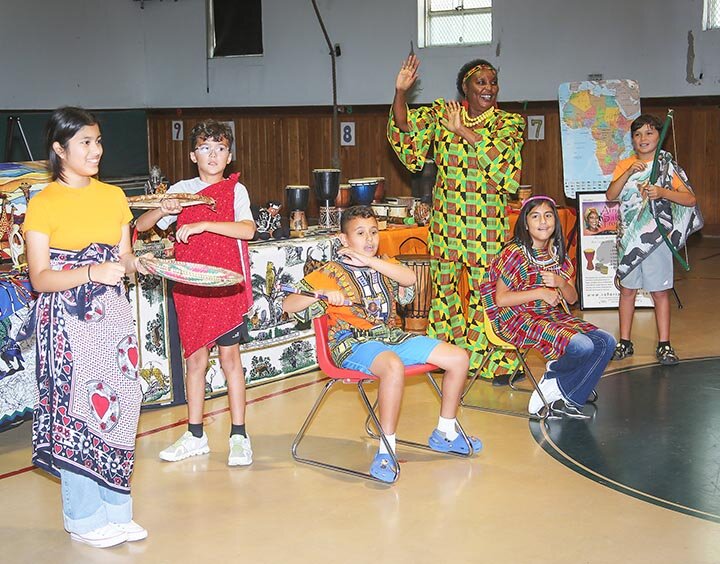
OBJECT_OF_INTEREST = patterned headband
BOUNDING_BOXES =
[463,63,496,83]
[521,195,556,209]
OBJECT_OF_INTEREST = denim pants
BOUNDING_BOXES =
[60,469,133,534]
[546,330,616,407]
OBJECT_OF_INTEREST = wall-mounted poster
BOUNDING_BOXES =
[576,192,653,309]
[558,80,640,198]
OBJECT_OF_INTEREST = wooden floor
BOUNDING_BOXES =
[1,235,719,564]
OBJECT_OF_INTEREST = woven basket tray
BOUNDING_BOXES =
[139,257,243,287]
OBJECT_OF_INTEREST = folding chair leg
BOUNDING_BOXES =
[291,379,401,484]
[361,373,474,458]
[461,349,562,420]
[461,351,492,402]
[509,351,531,391]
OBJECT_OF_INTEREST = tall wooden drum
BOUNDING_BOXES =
[396,254,432,333]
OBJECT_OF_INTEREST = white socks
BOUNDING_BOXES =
[378,433,396,454]
[437,416,459,440]
[378,419,459,453]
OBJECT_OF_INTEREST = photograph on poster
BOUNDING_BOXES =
[576,192,653,309]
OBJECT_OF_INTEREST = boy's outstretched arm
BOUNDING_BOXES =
[136,199,183,232]
[282,293,318,314]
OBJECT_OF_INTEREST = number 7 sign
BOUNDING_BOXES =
[527,115,545,140]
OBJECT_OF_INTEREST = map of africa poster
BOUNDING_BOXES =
[559,79,640,198]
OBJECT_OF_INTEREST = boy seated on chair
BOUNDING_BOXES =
[282,205,482,483]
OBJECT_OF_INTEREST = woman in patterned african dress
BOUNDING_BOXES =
[388,54,525,384]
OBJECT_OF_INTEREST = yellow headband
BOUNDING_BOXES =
[463,64,496,83]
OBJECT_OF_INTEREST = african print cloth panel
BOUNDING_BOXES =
[127,273,174,406]
[617,150,703,279]
[28,243,142,494]
[0,302,37,427]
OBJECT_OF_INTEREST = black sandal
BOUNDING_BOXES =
[611,340,634,361]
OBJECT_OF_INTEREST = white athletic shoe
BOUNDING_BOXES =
[111,520,148,542]
[159,431,210,462]
[528,376,563,416]
[69,523,127,548]
[228,434,253,466]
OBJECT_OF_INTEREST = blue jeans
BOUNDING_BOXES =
[60,469,133,534]
[546,330,616,407]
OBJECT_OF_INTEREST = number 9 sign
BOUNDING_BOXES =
[172,121,184,141]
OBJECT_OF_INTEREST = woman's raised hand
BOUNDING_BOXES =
[395,55,420,93]
[442,100,464,134]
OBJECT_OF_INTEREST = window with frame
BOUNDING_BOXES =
[417,0,492,48]
[208,0,263,57]
[703,0,720,30]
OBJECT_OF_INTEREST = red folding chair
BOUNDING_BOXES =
[291,315,475,484]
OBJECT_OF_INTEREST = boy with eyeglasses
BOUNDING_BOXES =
[136,120,256,466]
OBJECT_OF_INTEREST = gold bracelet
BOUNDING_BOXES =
[87,264,93,283]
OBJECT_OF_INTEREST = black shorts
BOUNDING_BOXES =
[216,321,250,347]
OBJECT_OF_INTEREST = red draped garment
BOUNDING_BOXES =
[173,173,252,358]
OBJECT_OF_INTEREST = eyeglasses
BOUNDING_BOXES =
[194,145,229,155]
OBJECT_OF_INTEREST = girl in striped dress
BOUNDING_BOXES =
[480,196,616,417]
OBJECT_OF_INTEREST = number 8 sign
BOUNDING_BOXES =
[340,122,355,146]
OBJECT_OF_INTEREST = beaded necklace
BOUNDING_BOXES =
[522,244,561,270]
[461,106,494,128]
[522,244,571,313]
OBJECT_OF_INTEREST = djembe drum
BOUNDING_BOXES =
[286,185,310,231]
[396,253,432,333]
[313,168,341,229]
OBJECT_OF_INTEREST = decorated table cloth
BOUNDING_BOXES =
[0,277,36,428]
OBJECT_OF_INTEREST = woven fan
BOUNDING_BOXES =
[127,193,215,210]
[139,257,243,287]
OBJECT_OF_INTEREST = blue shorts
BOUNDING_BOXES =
[341,336,440,376]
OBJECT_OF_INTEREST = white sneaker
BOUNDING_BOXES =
[528,376,563,415]
[159,431,210,462]
[70,523,128,548]
[228,434,253,466]
[111,520,148,542]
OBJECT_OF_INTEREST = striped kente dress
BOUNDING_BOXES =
[480,242,596,359]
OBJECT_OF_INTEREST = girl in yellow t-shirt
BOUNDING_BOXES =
[23,107,148,549]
